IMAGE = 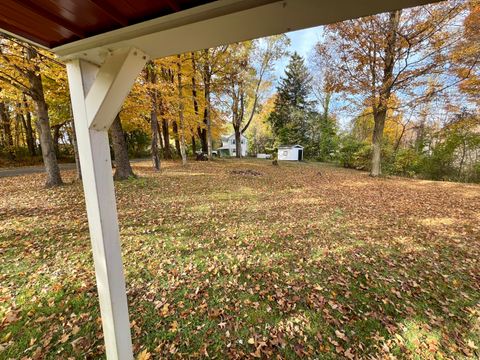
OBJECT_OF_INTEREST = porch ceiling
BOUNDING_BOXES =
[0,0,216,48]
[0,0,440,64]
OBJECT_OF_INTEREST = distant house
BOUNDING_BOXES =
[278,145,304,161]
[217,133,248,157]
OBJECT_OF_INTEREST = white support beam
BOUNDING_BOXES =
[66,48,148,360]
[85,48,148,130]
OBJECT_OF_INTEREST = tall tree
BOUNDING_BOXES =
[0,36,63,186]
[70,118,81,180]
[202,49,213,159]
[110,114,135,180]
[145,62,162,170]
[0,96,14,159]
[226,43,250,158]
[199,46,228,159]
[316,2,465,176]
[268,52,314,146]
[21,94,36,156]
[451,0,480,107]
[177,55,187,165]
[190,52,205,153]
[311,45,340,161]
[245,95,276,155]
[228,36,288,157]
[159,65,176,160]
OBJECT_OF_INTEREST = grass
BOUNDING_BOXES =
[0,159,479,359]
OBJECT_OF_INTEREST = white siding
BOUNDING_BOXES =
[220,134,248,157]
[278,147,303,161]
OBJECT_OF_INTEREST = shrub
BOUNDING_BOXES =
[389,148,422,177]
[469,163,480,183]
[125,131,150,158]
[337,136,371,170]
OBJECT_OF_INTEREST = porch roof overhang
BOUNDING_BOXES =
[1,0,438,65]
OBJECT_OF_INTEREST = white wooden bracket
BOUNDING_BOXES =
[66,47,148,360]
[85,48,149,130]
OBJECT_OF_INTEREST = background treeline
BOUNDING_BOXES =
[262,0,479,183]
[0,34,288,186]
[0,0,478,186]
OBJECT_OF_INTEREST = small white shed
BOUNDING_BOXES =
[278,145,304,161]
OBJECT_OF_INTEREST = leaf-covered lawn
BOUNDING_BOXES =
[1,160,479,359]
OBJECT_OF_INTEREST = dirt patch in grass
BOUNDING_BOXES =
[0,160,479,359]
[230,169,263,177]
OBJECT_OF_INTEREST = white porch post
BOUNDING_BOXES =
[66,48,148,360]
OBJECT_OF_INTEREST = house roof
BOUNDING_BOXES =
[222,133,247,140]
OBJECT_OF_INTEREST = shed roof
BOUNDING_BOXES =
[279,145,304,149]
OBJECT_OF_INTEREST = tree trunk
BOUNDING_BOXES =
[158,126,164,152]
[52,123,62,158]
[14,109,22,149]
[21,113,37,156]
[161,118,172,159]
[370,10,401,177]
[203,49,213,159]
[205,93,212,159]
[205,96,212,158]
[458,139,467,178]
[70,119,82,180]
[177,56,188,166]
[145,61,162,168]
[151,111,161,171]
[35,99,63,186]
[191,52,206,154]
[22,95,36,156]
[110,114,135,180]
[172,121,181,157]
[191,135,196,154]
[25,48,62,187]
[393,122,407,153]
[0,101,14,159]
[371,108,387,177]
[234,126,241,158]
[415,119,426,153]
[198,122,208,152]
[190,53,202,155]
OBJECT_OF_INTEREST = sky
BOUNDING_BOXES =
[270,26,352,129]
[275,26,324,80]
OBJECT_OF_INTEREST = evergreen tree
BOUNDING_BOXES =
[317,115,338,161]
[268,52,314,145]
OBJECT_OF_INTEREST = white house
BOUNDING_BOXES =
[217,133,248,157]
[278,145,304,161]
